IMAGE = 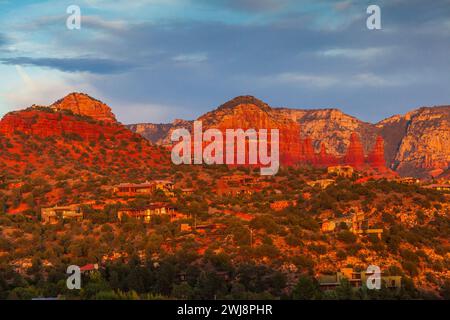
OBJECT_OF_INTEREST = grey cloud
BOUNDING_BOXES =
[198,0,291,12]
[0,57,134,74]
[0,33,9,47]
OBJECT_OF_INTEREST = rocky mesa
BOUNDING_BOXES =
[128,96,450,178]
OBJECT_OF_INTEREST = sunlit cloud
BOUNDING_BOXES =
[318,47,392,61]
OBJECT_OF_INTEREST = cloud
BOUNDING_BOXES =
[271,71,410,89]
[84,0,182,10]
[81,16,129,31]
[0,66,98,112]
[172,53,208,64]
[0,57,135,74]
[115,102,188,124]
[19,14,130,32]
[318,47,392,61]
[0,33,9,48]
[334,1,352,11]
[274,73,339,88]
[218,0,290,12]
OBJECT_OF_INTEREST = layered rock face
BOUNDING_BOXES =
[126,96,449,178]
[315,143,339,166]
[1,109,119,140]
[1,92,119,139]
[127,96,389,170]
[198,96,302,165]
[276,108,378,156]
[367,136,386,170]
[0,102,169,177]
[148,96,385,169]
[378,106,450,178]
[50,93,117,122]
[127,119,193,145]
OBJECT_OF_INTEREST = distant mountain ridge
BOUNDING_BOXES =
[127,96,450,178]
[1,92,447,178]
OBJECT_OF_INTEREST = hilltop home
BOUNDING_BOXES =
[327,165,354,178]
[307,179,335,189]
[114,180,174,197]
[117,203,175,223]
[217,174,260,196]
[423,184,450,192]
[318,268,401,290]
[181,188,194,196]
[41,205,84,224]
[397,177,420,185]
[80,263,100,274]
[321,212,383,239]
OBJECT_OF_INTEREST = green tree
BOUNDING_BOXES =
[292,276,321,300]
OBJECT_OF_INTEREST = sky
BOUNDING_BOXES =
[0,0,449,124]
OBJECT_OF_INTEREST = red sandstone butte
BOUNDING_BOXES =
[367,135,387,170]
[344,132,365,168]
[198,97,302,166]
[50,92,117,122]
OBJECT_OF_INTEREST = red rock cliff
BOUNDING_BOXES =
[50,92,117,122]
[344,132,365,168]
[367,135,386,170]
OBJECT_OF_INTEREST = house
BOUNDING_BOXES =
[114,180,175,197]
[423,184,450,192]
[181,188,194,196]
[307,179,335,189]
[80,263,99,274]
[117,203,175,223]
[220,174,256,186]
[321,216,352,233]
[354,228,384,239]
[218,187,253,196]
[397,177,420,185]
[217,174,258,196]
[41,204,84,224]
[114,181,155,195]
[153,180,175,196]
[327,165,354,178]
[318,268,401,290]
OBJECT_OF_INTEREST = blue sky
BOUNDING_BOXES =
[0,0,449,124]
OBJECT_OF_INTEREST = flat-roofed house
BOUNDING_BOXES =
[318,268,401,290]
[114,181,155,195]
[114,180,175,197]
[117,203,175,223]
[181,188,194,196]
[424,184,450,192]
[217,174,257,196]
[153,180,175,196]
[327,165,354,178]
[41,204,84,224]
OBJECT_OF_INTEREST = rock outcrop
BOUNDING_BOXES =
[378,106,450,178]
[343,133,365,168]
[127,119,193,145]
[50,92,117,122]
[367,136,386,170]
[198,96,302,165]
[0,107,169,177]
[125,97,450,178]
[276,108,378,156]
